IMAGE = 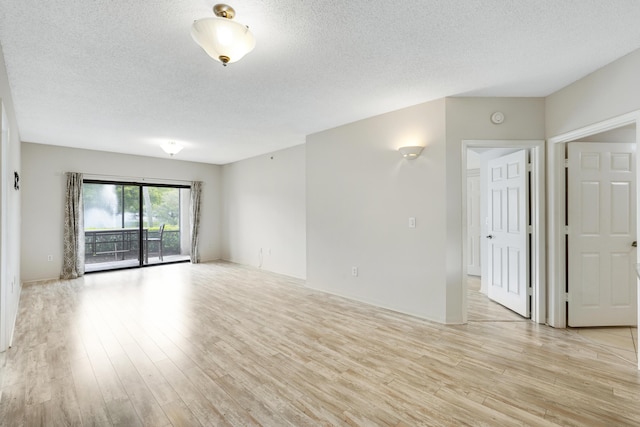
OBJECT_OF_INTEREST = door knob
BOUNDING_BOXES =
[486,235,494,239]
[633,241,637,247]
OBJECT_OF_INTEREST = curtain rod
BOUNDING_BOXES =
[78,172,195,185]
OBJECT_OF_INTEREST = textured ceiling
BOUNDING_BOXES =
[2,1,640,164]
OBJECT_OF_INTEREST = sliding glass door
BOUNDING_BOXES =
[142,186,191,266]
[83,181,191,272]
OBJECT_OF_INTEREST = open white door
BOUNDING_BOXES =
[486,150,530,317]
[567,142,637,327]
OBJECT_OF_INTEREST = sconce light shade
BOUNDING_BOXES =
[161,141,184,156]
[398,146,424,159]
[191,4,256,66]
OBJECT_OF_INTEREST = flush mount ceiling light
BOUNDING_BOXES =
[161,141,184,156]
[398,146,424,160]
[191,4,256,66]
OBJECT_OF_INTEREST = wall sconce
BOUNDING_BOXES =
[398,146,424,160]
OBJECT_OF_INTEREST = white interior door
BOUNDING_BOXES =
[467,169,481,276]
[567,142,637,327]
[486,150,530,317]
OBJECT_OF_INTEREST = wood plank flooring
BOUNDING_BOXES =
[2,262,640,426]
[466,276,526,323]
[467,275,639,367]
[571,327,638,366]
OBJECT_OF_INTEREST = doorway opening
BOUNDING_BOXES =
[548,115,639,329]
[83,180,191,273]
[461,140,546,324]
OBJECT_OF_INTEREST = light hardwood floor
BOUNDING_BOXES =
[2,262,640,426]
[466,276,526,323]
[467,275,639,366]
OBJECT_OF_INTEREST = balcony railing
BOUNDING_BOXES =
[84,228,182,264]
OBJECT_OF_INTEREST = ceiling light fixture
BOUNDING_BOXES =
[161,141,184,156]
[191,4,256,66]
[398,146,424,159]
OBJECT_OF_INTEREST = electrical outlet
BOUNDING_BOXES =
[47,255,53,262]
[351,266,358,277]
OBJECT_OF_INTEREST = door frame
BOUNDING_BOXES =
[0,101,7,351]
[461,140,546,324]
[547,110,640,330]
[466,168,481,277]
[82,179,191,273]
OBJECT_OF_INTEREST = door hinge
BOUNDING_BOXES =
[564,292,570,302]
[527,287,533,296]
[527,163,533,172]
[564,159,569,168]
[564,225,569,235]
[528,225,533,234]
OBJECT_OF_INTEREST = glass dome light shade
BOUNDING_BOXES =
[191,17,256,65]
[161,141,183,156]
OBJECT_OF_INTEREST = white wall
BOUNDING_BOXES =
[307,99,449,323]
[546,48,640,137]
[305,97,545,324]
[221,145,306,279]
[467,150,481,169]
[0,44,22,351]
[21,143,222,282]
[575,124,636,143]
